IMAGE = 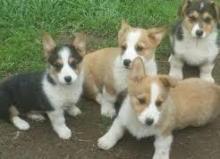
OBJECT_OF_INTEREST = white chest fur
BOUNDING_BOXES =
[173,29,219,65]
[118,96,159,139]
[113,56,157,93]
[42,73,83,109]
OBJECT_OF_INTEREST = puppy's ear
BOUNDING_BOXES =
[129,57,146,82]
[178,0,192,17]
[158,75,178,88]
[73,32,87,57]
[118,20,131,42]
[42,32,56,58]
[211,1,220,22]
[148,27,167,47]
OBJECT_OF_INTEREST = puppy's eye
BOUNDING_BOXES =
[155,100,162,107]
[189,16,197,22]
[136,45,144,52]
[121,45,127,51]
[69,61,77,68]
[204,17,211,23]
[138,98,146,104]
[54,63,62,69]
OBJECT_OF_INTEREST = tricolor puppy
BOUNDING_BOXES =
[83,21,166,118]
[169,0,220,82]
[0,33,86,139]
[98,57,220,159]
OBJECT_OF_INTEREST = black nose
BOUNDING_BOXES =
[145,118,154,126]
[196,30,203,37]
[123,59,131,67]
[64,76,72,83]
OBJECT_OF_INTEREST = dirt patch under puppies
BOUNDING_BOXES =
[0,57,220,159]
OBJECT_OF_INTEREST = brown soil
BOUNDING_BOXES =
[0,57,220,159]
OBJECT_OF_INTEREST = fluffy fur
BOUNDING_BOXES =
[169,0,220,82]
[0,33,86,139]
[98,57,220,159]
[82,21,166,118]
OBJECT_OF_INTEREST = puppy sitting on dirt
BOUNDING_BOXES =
[169,0,220,82]
[0,33,86,139]
[82,21,166,118]
[98,57,220,159]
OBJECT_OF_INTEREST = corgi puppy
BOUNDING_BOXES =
[169,0,220,82]
[82,21,166,118]
[98,57,220,159]
[0,33,86,139]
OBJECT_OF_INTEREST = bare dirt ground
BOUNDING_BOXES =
[0,56,220,159]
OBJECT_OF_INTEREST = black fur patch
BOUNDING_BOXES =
[47,74,56,85]
[48,44,83,69]
[217,24,220,49]
[0,72,53,119]
[172,20,184,41]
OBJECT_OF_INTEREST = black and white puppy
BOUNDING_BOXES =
[169,0,220,82]
[0,33,86,139]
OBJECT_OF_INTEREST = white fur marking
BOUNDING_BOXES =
[138,83,161,125]
[121,31,141,62]
[58,47,77,84]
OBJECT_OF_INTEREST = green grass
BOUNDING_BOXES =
[0,0,180,78]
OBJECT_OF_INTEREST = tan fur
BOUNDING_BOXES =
[83,22,166,102]
[82,48,120,99]
[128,57,220,136]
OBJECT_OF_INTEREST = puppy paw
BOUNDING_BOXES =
[101,106,116,118]
[56,126,72,140]
[12,117,30,130]
[27,113,46,122]
[97,135,116,150]
[67,106,82,117]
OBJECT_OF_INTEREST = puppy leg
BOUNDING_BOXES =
[169,55,184,80]
[27,112,45,122]
[100,87,116,118]
[98,118,125,150]
[10,106,30,130]
[67,105,82,117]
[153,134,173,159]
[47,109,71,139]
[200,63,214,83]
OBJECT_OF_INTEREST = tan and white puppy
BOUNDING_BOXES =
[82,21,166,118]
[98,57,220,159]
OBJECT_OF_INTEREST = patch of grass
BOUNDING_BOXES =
[0,0,180,77]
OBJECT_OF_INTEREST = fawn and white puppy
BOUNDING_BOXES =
[0,33,86,139]
[169,0,220,82]
[82,21,166,118]
[98,57,220,159]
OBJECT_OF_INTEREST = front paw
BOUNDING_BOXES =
[101,106,116,118]
[97,135,116,150]
[55,126,72,139]
[67,106,82,117]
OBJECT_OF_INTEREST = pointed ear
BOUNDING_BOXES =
[178,0,192,17]
[73,32,87,57]
[118,20,131,40]
[148,27,167,46]
[211,1,220,22]
[42,32,56,58]
[129,57,146,82]
[158,75,178,88]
